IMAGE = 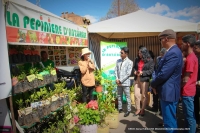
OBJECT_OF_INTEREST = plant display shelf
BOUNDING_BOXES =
[20,102,70,129]
[13,83,52,96]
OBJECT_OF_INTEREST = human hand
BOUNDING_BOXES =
[152,88,157,94]
[134,71,137,75]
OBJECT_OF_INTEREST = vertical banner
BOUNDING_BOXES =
[100,41,127,81]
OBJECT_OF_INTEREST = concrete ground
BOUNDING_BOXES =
[108,94,200,133]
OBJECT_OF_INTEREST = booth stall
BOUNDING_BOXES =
[0,0,88,132]
[88,10,200,68]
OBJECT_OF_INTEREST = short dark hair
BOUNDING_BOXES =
[139,45,144,49]
[41,51,47,56]
[182,34,196,47]
[195,40,200,48]
[149,50,155,60]
[121,47,129,54]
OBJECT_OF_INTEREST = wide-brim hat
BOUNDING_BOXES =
[81,48,91,56]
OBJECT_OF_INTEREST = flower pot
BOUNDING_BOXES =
[32,79,39,89]
[95,85,102,93]
[58,97,64,107]
[28,81,34,90]
[51,75,58,82]
[50,101,58,112]
[43,104,51,116]
[79,124,97,133]
[130,92,135,105]
[37,107,44,118]
[14,82,23,94]
[105,112,119,129]
[97,123,109,133]
[63,96,69,105]
[45,75,51,84]
[32,111,40,122]
[24,113,33,126]
[18,115,25,126]
[22,80,31,92]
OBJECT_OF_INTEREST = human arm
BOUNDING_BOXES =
[141,59,154,76]
[78,61,87,74]
[151,52,179,88]
[119,60,133,83]
[181,72,191,88]
[181,58,195,88]
[115,61,120,84]
[88,59,95,70]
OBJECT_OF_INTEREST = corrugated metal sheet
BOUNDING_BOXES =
[89,33,162,68]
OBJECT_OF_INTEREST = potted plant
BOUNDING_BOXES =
[16,99,25,126]
[102,80,119,129]
[94,69,103,93]
[77,101,101,133]
[45,64,57,83]
[13,75,23,94]
[27,67,39,89]
[97,93,110,133]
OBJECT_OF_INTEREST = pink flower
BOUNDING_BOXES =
[74,116,79,124]
[86,100,98,110]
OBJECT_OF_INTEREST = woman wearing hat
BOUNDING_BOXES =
[78,48,96,103]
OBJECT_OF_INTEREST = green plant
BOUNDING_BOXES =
[16,99,24,110]
[96,79,118,127]
[94,69,103,86]
[77,103,101,125]
[17,72,26,81]
[29,67,38,75]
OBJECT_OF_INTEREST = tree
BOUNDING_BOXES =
[100,0,139,21]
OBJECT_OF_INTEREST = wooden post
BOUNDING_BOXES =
[9,96,17,133]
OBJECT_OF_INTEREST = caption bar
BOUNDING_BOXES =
[128,128,190,130]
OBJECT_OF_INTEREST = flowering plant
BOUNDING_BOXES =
[86,100,98,110]
[77,103,100,125]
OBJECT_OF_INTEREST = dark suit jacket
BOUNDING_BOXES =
[151,45,183,102]
[133,57,154,82]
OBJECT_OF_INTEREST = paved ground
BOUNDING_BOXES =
[109,94,200,133]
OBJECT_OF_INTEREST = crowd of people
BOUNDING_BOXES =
[77,29,200,133]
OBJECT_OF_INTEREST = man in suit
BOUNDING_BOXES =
[151,29,183,133]
[115,47,133,117]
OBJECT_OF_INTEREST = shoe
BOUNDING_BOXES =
[140,110,145,116]
[158,122,164,127]
[124,111,130,117]
[133,111,141,116]
[118,109,123,113]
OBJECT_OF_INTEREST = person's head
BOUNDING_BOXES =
[139,47,151,62]
[81,48,91,61]
[41,51,48,61]
[158,29,176,49]
[194,40,200,56]
[181,34,196,53]
[149,50,155,60]
[120,47,129,59]
[160,48,167,57]
[139,45,144,50]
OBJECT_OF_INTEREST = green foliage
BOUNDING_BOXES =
[97,79,117,124]
[16,99,24,110]
[29,67,39,75]
[77,103,101,125]
[94,69,103,86]
[17,72,26,81]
